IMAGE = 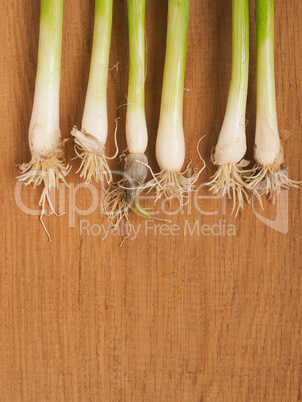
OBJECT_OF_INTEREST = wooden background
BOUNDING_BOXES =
[1,0,302,400]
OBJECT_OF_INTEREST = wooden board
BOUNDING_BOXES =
[1,0,302,400]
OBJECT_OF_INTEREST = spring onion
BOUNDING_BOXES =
[149,0,204,203]
[71,0,114,184]
[18,0,68,236]
[247,0,299,199]
[208,0,250,214]
[104,0,151,228]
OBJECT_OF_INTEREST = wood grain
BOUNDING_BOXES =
[1,0,302,400]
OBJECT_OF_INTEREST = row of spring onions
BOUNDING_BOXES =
[105,0,204,229]
[18,0,299,239]
[210,0,299,213]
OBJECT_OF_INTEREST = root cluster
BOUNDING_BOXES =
[247,164,300,203]
[72,127,112,185]
[147,161,205,206]
[103,178,132,231]
[18,148,69,240]
[208,159,250,215]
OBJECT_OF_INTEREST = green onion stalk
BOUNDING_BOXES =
[18,0,68,239]
[147,0,204,205]
[208,0,250,215]
[104,0,152,229]
[247,0,299,201]
[71,0,115,185]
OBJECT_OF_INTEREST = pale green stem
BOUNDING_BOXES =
[155,0,190,171]
[254,0,280,166]
[29,0,63,154]
[160,0,189,124]
[82,0,113,141]
[214,0,249,165]
[126,0,148,154]
[127,0,146,111]
[225,0,249,124]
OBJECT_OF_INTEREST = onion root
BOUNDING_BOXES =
[208,159,251,216]
[71,127,112,185]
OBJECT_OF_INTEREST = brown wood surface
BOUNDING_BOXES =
[1,0,302,400]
